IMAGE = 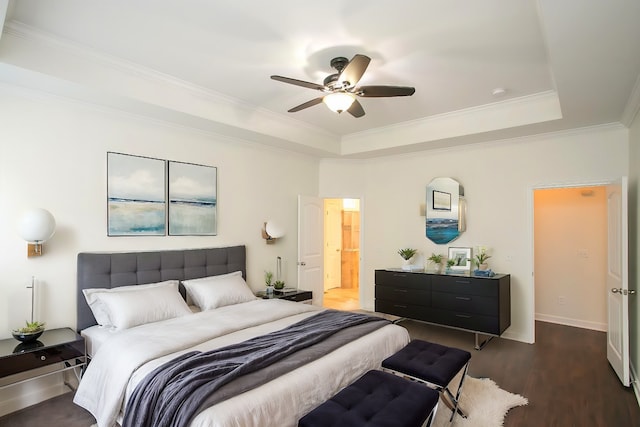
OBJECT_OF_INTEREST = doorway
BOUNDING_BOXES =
[533,186,608,331]
[323,198,360,311]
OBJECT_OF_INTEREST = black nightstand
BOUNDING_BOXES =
[256,289,313,303]
[0,327,86,388]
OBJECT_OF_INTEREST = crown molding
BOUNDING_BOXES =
[621,73,640,126]
[2,20,340,155]
[340,91,562,156]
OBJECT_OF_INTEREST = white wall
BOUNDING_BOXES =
[320,125,629,344]
[0,85,318,337]
[534,187,607,331]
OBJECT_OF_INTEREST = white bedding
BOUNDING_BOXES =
[74,299,410,427]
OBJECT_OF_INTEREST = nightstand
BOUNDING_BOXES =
[256,289,313,303]
[0,327,86,389]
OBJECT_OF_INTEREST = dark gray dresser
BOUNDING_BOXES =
[375,269,511,349]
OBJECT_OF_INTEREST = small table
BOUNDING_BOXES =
[0,327,86,390]
[256,289,313,303]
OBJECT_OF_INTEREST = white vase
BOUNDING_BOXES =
[401,258,413,270]
[479,263,489,271]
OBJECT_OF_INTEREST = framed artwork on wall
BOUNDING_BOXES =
[107,152,166,236]
[447,247,472,272]
[168,161,217,236]
[432,190,452,211]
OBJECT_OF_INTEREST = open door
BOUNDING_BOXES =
[298,196,324,306]
[606,177,630,386]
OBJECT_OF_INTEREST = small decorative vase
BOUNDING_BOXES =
[266,285,274,294]
[402,258,413,271]
[479,263,489,271]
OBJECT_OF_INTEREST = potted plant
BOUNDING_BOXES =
[398,248,418,270]
[264,271,274,293]
[474,250,492,270]
[12,321,45,342]
[273,280,285,290]
[446,258,456,272]
[427,253,444,273]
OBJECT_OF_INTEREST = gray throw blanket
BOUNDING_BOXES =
[123,310,390,427]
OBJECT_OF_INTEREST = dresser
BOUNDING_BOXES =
[375,269,510,349]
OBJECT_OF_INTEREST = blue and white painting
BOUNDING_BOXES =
[168,161,217,236]
[107,152,166,236]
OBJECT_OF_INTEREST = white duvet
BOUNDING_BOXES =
[74,299,410,427]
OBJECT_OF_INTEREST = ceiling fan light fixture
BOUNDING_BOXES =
[323,92,355,113]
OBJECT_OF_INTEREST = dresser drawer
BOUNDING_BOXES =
[375,270,431,290]
[430,309,500,335]
[375,300,432,321]
[431,275,497,297]
[432,291,497,316]
[1,341,85,378]
[376,285,431,306]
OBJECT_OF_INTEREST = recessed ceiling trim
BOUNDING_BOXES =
[2,21,342,155]
[340,91,562,155]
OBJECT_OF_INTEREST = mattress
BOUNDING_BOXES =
[74,299,410,427]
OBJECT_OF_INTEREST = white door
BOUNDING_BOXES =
[298,195,324,306]
[606,177,629,386]
[324,199,342,291]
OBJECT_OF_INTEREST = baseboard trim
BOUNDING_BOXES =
[631,363,640,408]
[535,313,606,332]
[0,381,67,417]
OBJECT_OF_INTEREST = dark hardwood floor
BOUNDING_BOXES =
[0,320,638,427]
[402,320,640,427]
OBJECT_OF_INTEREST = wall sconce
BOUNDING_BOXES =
[262,221,284,244]
[18,208,56,257]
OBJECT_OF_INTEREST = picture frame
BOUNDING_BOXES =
[168,161,217,236]
[447,247,472,272]
[107,152,166,236]
[432,189,451,211]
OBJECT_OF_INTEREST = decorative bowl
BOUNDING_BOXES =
[12,329,44,342]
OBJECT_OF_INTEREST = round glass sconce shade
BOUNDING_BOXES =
[19,208,56,243]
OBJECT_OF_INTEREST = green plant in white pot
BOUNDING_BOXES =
[427,253,444,273]
[398,248,418,270]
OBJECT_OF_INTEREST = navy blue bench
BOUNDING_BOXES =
[298,370,439,427]
[382,340,471,423]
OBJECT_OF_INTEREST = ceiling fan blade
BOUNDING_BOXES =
[338,54,371,88]
[356,85,416,97]
[347,99,365,118]
[288,97,324,113]
[271,75,325,91]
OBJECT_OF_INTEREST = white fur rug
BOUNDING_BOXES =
[432,374,528,427]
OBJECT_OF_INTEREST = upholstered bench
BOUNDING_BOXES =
[298,369,439,427]
[381,340,471,423]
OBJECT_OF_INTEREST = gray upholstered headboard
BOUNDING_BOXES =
[76,246,246,331]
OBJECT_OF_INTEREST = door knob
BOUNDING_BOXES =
[297,262,306,266]
[612,288,620,293]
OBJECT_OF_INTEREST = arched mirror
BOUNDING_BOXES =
[425,177,466,244]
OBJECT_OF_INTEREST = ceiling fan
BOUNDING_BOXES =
[270,54,415,118]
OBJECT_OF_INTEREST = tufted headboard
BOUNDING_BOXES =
[76,246,246,331]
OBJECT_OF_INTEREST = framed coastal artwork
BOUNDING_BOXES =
[168,161,217,236]
[107,152,166,236]
[448,247,472,273]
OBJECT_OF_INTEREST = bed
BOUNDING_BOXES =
[72,246,410,427]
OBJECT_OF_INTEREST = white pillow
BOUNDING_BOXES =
[82,280,190,329]
[182,271,256,311]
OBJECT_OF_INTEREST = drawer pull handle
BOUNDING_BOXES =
[393,304,408,308]
[455,280,471,284]
[455,296,471,301]
[40,356,46,361]
[455,314,472,318]
[394,289,408,293]
[392,274,408,278]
